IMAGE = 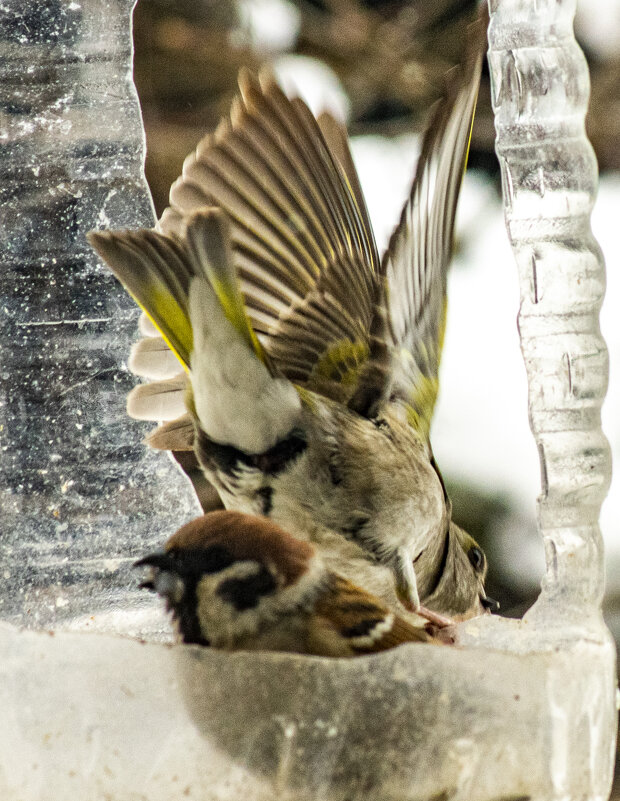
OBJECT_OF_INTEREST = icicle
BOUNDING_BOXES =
[0,0,199,634]
[487,0,612,615]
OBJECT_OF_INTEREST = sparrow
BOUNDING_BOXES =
[88,9,497,624]
[136,510,446,656]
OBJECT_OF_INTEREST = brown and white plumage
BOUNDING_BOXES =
[136,511,441,656]
[88,10,494,623]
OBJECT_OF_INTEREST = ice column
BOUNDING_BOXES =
[0,0,198,633]
[487,0,611,618]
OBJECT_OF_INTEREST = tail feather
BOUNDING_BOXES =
[129,336,184,380]
[138,310,160,338]
[183,210,266,365]
[127,375,187,421]
[90,208,301,456]
[87,230,193,370]
[147,413,195,451]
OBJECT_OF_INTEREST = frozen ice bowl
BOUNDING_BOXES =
[0,610,615,801]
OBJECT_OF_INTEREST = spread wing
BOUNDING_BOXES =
[158,68,381,404]
[380,12,486,439]
[104,73,384,510]
[110,12,485,511]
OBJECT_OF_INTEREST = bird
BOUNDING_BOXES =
[88,8,497,626]
[135,510,447,656]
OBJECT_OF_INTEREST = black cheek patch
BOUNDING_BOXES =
[216,565,277,611]
[159,544,239,647]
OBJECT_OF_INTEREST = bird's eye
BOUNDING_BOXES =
[468,546,485,572]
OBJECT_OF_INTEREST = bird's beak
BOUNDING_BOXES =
[134,551,185,602]
[134,553,186,605]
[480,594,500,613]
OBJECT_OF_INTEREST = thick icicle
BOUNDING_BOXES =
[0,0,199,634]
[487,0,611,615]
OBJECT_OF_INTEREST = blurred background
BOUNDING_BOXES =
[131,0,620,784]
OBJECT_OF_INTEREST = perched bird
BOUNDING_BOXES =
[136,510,445,655]
[88,10,496,624]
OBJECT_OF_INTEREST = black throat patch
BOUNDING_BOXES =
[161,544,237,646]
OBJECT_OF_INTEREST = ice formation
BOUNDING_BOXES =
[0,0,200,636]
[0,0,616,799]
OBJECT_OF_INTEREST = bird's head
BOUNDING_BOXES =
[421,522,498,621]
[135,511,321,647]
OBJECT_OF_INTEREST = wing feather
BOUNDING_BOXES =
[314,574,435,655]
[104,11,485,473]
[381,10,486,437]
[127,375,187,421]
[158,68,381,400]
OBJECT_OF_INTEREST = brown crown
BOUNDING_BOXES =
[165,510,315,586]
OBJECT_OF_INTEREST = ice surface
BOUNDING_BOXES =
[0,0,200,635]
[0,0,617,799]
[0,617,616,801]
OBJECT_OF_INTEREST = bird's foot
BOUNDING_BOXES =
[415,605,455,629]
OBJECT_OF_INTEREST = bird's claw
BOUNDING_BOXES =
[416,605,455,629]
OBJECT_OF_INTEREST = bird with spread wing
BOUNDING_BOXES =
[88,10,496,626]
